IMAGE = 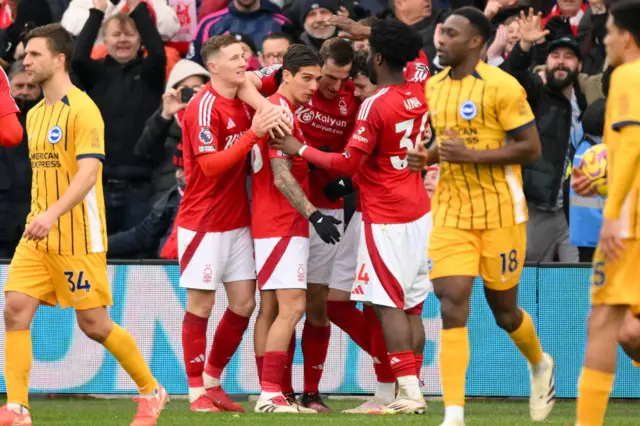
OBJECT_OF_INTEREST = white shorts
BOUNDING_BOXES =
[351,212,432,312]
[178,226,256,290]
[329,211,362,293]
[255,236,309,291]
[308,208,345,284]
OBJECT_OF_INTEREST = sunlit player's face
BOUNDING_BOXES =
[319,58,351,100]
[23,38,60,85]
[437,15,477,68]
[284,65,322,105]
[207,43,247,86]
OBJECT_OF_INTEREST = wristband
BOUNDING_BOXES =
[298,145,308,156]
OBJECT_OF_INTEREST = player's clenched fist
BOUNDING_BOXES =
[309,210,342,244]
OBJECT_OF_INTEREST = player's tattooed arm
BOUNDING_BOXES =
[271,158,317,218]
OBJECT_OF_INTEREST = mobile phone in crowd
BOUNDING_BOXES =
[181,88,195,104]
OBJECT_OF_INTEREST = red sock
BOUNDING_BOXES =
[301,320,331,393]
[389,351,416,379]
[262,351,288,393]
[256,355,264,382]
[182,312,208,388]
[281,332,296,394]
[204,309,250,381]
[363,305,394,383]
[327,300,371,354]
[415,353,424,380]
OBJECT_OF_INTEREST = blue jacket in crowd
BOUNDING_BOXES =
[569,123,605,248]
[188,0,290,64]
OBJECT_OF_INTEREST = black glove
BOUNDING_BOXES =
[309,210,342,245]
[323,177,354,202]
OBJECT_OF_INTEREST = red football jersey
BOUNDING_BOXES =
[296,82,360,209]
[175,83,253,232]
[347,82,430,224]
[0,67,19,118]
[251,93,310,238]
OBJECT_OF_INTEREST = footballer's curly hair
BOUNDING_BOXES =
[350,50,370,78]
[369,19,422,72]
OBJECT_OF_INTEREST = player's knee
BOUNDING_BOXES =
[229,296,256,318]
[278,293,306,327]
[439,297,468,328]
[305,297,328,325]
[3,295,34,330]
[618,317,640,350]
[493,309,521,333]
[77,314,112,342]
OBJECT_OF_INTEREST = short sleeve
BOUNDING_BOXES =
[496,79,535,135]
[74,102,105,161]
[185,96,221,157]
[0,68,19,119]
[347,102,381,155]
[254,65,282,96]
[610,66,640,132]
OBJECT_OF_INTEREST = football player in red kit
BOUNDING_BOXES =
[176,35,291,413]
[250,44,342,414]
[0,67,23,147]
[271,19,432,414]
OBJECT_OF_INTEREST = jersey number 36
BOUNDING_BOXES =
[392,112,430,170]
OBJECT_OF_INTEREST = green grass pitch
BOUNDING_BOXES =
[7,398,640,425]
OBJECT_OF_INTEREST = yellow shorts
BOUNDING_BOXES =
[429,223,527,291]
[4,241,113,310]
[591,239,640,314]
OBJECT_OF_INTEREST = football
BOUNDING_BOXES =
[579,144,608,196]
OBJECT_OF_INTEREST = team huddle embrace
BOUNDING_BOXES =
[176,18,434,415]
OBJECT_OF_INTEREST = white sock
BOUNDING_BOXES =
[374,382,395,404]
[188,386,206,403]
[397,375,422,400]
[260,391,282,401]
[6,403,27,414]
[444,405,464,421]
[531,356,549,377]
[203,372,220,389]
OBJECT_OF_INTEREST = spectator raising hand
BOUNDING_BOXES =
[160,88,188,120]
[487,24,509,65]
[518,8,550,51]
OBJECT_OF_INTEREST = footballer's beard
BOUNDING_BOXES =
[545,67,579,91]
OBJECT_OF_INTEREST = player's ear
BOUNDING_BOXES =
[578,60,583,73]
[374,52,382,66]
[282,69,292,84]
[206,60,216,75]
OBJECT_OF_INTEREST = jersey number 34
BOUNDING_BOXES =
[392,112,430,170]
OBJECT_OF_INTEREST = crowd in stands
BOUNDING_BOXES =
[0,0,610,262]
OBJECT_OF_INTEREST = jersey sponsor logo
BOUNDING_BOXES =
[404,97,423,111]
[295,106,349,129]
[224,131,246,149]
[227,118,236,129]
[199,127,213,144]
[460,100,478,120]
[47,126,63,144]
[352,126,368,144]
[30,152,61,168]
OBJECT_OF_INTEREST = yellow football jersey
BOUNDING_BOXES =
[24,86,107,255]
[602,59,640,240]
[427,61,535,230]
